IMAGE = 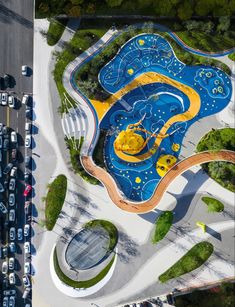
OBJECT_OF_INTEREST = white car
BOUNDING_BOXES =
[24,262,30,274]
[2,261,8,274]
[9,178,16,191]
[9,193,15,206]
[25,135,31,148]
[22,94,29,105]
[9,227,15,241]
[1,92,8,105]
[22,274,31,288]
[10,131,17,143]
[9,257,15,270]
[0,202,7,214]
[9,273,15,285]
[8,96,15,108]
[17,228,23,241]
[24,224,30,237]
[9,209,15,222]
[24,242,30,254]
[22,65,28,76]
[10,166,17,177]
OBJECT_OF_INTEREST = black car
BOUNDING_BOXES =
[11,148,17,161]
[25,156,31,168]
[3,74,11,88]
[3,276,9,289]
[2,126,9,137]
[26,109,32,120]
[4,179,8,189]
[3,138,9,151]
[0,76,4,89]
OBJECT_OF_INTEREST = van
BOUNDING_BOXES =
[25,122,31,133]
[10,131,17,143]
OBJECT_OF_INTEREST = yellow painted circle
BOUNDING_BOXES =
[138,39,145,46]
[127,68,134,75]
[135,177,141,183]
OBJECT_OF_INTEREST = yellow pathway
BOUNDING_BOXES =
[109,72,201,162]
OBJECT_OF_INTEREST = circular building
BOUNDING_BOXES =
[65,220,118,270]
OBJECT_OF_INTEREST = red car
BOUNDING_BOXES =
[23,185,32,197]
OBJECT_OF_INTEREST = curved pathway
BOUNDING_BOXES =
[82,150,235,213]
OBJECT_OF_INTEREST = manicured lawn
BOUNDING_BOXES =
[54,27,107,113]
[197,128,235,192]
[152,211,173,244]
[53,247,115,288]
[85,219,118,251]
[159,241,214,283]
[45,175,67,230]
[202,197,224,213]
[65,137,99,184]
[47,18,68,46]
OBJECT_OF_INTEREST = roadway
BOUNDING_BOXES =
[0,0,33,306]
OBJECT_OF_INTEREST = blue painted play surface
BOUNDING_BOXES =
[98,34,232,202]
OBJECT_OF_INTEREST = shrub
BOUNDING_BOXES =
[202,197,224,213]
[152,211,173,244]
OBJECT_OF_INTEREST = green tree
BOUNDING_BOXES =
[195,0,214,16]
[105,0,124,8]
[217,16,231,33]
[178,1,193,20]
[70,0,83,4]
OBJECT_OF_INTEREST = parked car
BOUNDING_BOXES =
[9,209,15,222]
[1,92,8,105]
[25,122,32,133]
[9,242,16,253]
[23,184,32,197]
[9,227,15,241]
[24,172,30,183]
[3,138,9,151]
[23,288,31,299]
[10,166,17,177]
[2,261,8,274]
[3,289,16,296]
[2,246,8,258]
[0,76,4,89]
[9,257,15,270]
[2,125,9,136]
[25,201,31,214]
[0,202,7,214]
[9,296,15,307]
[8,96,15,108]
[9,178,16,191]
[0,135,2,148]
[0,182,5,192]
[9,193,15,206]
[3,163,13,175]
[3,296,8,307]
[24,262,30,274]
[17,228,23,241]
[4,74,11,88]
[25,156,31,168]
[11,148,17,161]
[3,277,9,290]
[24,242,30,254]
[26,108,32,120]
[22,65,28,76]
[22,94,29,105]
[9,273,15,285]
[25,135,31,148]
[22,274,31,287]
[0,150,2,161]
[0,123,3,135]
[10,131,17,143]
[24,224,30,237]
[0,165,2,178]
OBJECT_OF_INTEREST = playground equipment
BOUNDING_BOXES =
[156,154,177,177]
[196,221,206,233]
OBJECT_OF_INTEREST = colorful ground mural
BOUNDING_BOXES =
[94,34,232,201]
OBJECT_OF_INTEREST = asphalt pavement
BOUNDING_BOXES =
[0,0,33,306]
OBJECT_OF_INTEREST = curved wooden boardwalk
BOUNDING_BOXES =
[82,150,235,214]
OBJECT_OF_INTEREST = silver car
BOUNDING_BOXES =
[9,193,15,206]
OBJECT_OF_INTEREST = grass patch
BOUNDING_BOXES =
[45,175,67,230]
[53,27,107,113]
[53,247,115,288]
[47,18,68,46]
[202,197,224,212]
[152,211,173,244]
[65,137,99,185]
[84,219,118,251]
[196,128,235,192]
[228,52,235,61]
[159,241,213,283]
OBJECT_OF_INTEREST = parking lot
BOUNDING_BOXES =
[0,0,34,306]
